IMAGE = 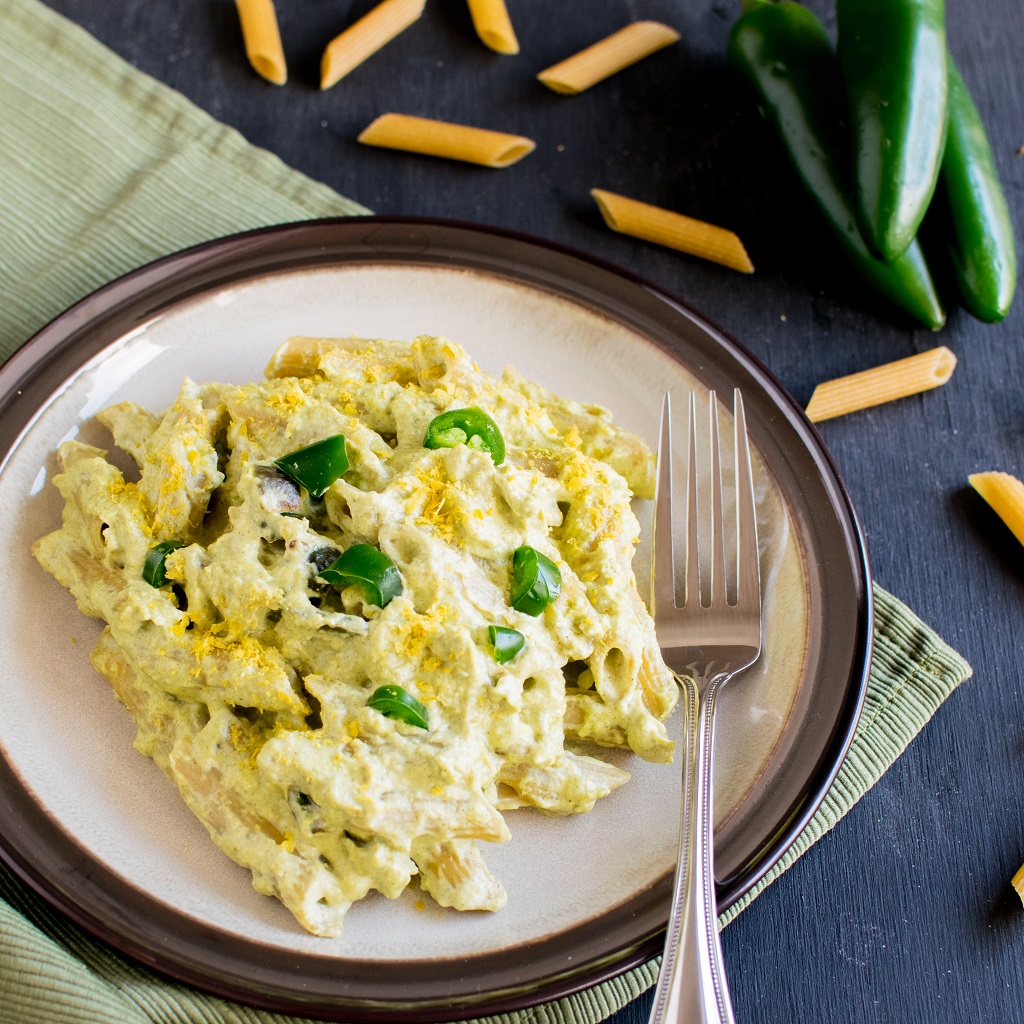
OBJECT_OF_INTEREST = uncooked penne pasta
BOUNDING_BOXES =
[466,0,519,55]
[804,346,957,423]
[538,21,680,94]
[1012,863,1024,903]
[969,472,1024,549]
[358,114,535,168]
[235,0,287,85]
[591,189,754,273]
[321,0,426,90]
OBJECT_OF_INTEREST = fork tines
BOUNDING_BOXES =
[652,388,759,620]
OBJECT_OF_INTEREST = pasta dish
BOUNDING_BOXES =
[32,334,678,936]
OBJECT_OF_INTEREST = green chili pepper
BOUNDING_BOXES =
[509,546,561,616]
[366,685,429,730]
[727,1,945,330]
[274,434,349,498]
[142,540,184,588]
[488,625,526,664]
[319,544,403,608]
[932,57,1016,323]
[837,0,947,261]
[423,408,505,465]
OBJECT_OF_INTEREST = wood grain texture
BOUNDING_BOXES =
[31,0,1024,1021]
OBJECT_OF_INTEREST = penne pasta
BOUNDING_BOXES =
[1012,863,1024,903]
[235,0,287,85]
[538,21,680,95]
[969,472,1024,549]
[466,0,519,55]
[805,346,957,423]
[591,189,754,273]
[358,113,536,168]
[321,0,426,90]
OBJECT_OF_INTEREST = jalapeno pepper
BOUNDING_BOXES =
[367,685,429,730]
[509,546,561,616]
[727,1,945,330]
[274,434,349,498]
[142,540,184,588]
[319,544,403,608]
[488,625,526,663]
[837,0,947,261]
[933,57,1016,323]
[424,408,505,465]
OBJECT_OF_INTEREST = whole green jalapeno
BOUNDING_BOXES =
[837,0,948,262]
[932,57,1016,323]
[727,0,945,330]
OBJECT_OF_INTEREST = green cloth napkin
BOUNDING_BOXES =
[0,2,973,1022]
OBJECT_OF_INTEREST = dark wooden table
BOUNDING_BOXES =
[38,1,1024,1021]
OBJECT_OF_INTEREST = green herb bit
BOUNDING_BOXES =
[366,684,429,730]
[509,545,562,616]
[488,625,526,663]
[319,544,403,608]
[273,434,349,499]
[142,540,185,588]
[423,408,505,465]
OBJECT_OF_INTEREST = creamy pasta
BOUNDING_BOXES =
[33,335,677,936]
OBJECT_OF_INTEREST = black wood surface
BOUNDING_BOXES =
[32,1,1024,1021]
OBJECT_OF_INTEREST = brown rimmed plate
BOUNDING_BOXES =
[0,218,870,1021]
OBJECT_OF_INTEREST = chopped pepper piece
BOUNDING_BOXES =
[423,408,505,465]
[509,545,561,616]
[367,684,429,730]
[488,625,526,663]
[319,544,403,608]
[273,434,349,498]
[142,540,184,588]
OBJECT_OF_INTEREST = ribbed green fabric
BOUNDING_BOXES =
[0,2,973,1022]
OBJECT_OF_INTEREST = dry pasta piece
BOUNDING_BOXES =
[235,0,287,85]
[358,114,535,168]
[969,472,1024,549]
[1012,863,1024,903]
[466,0,519,55]
[591,189,753,273]
[321,0,426,90]
[805,347,957,423]
[538,21,680,94]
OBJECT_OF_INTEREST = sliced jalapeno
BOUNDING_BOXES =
[367,684,428,730]
[509,545,561,616]
[319,544,403,608]
[273,434,349,498]
[423,408,505,465]
[142,540,184,588]
[488,625,526,664]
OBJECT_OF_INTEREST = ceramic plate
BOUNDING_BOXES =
[0,218,870,1021]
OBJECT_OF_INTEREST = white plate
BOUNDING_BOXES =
[0,219,870,1020]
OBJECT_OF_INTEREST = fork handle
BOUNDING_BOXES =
[648,674,736,1024]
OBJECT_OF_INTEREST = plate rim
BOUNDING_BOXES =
[0,215,872,1021]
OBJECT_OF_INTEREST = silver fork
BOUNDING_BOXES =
[647,390,763,1024]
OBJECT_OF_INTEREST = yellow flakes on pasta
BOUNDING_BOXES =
[591,189,754,273]
[538,21,680,95]
[235,0,287,85]
[358,114,536,168]
[466,0,519,55]
[321,0,426,90]
[805,347,957,423]
[969,472,1024,549]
